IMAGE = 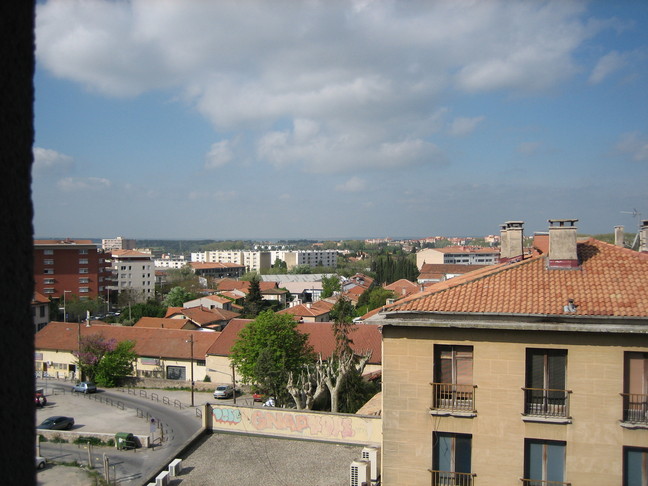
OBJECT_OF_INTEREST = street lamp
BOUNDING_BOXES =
[63,290,71,322]
[186,335,194,407]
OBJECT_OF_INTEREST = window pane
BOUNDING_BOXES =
[625,449,645,486]
[527,441,543,480]
[455,435,471,474]
[548,352,566,390]
[434,433,452,472]
[546,442,565,482]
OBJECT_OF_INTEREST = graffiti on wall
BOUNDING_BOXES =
[250,410,355,439]
[212,407,241,425]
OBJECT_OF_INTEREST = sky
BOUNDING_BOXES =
[32,0,648,240]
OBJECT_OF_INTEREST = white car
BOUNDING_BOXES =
[36,456,46,470]
[213,384,235,399]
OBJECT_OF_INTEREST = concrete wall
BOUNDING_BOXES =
[206,404,381,446]
[381,325,648,486]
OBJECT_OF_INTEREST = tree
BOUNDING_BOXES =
[94,340,137,387]
[321,274,341,299]
[163,286,196,307]
[357,287,395,314]
[63,295,104,322]
[116,299,166,325]
[242,275,264,318]
[230,311,314,407]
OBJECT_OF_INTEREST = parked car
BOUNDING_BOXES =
[252,391,267,402]
[35,390,47,407]
[72,381,97,394]
[35,456,46,470]
[37,416,74,430]
[213,384,235,399]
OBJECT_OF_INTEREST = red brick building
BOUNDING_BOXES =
[34,239,112,301]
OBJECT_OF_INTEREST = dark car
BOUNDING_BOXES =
[72,381,97,394]
[37,416,74,430]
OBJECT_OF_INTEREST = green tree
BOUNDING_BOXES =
[230,311,314,406]
[117,299,166,325]
[63,296,104,322]
[163,286,197,307]
[357,287,395,314]
[74,334,115,383]
[321,275,341,299]
[242,275,264,318]
[94,340,137,387]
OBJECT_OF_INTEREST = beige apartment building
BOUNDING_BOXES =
[369,219,648,486]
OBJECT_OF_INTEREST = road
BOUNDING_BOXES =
[35,380,208,485]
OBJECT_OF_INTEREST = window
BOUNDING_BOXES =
[79,278,89,284]
[44,249,53,255]
[432,345,474,412]
[524,439,566,485]
[431,433,473,486]
[79,258,88,264]
[624,447,648,486]
[79,287,89,293]
[166,366,186,380]
[79,249,88,255]
[525,349,569,418]
[121,266,126,271]
[44,269,54,275]
[39,306,45,318]
[44,259,54,265]
[44,278,55,285]
[623,352,648,424]
[43,288,54,294]
[79,268,88,274]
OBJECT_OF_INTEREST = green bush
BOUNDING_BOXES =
[203,375,212,382]
[73,436,103,446]
[50,434,68,444]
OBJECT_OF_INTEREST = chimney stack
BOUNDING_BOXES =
[614,225,625,247]
[499,221,524,263]
[548,219,579,268]
[640,220,648,253]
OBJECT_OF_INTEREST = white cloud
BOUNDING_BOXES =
[589,51,627,84]
[35,0,610,174]
[205,140,234,169]
[448,116,485,136]
[517,142,542,156]
[57,177,112,191]
[336,176,366,193]
[616,132,648,162]
[32,147,74,176]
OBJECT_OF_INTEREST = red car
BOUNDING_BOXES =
[252,391,267,402]
[35,392,47,407]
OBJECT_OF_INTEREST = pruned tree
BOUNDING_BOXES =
[287,356,328,410]
[324,349,372,413]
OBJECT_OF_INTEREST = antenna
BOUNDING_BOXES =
[621,209,642,249]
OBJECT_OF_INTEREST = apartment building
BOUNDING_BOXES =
[272,249,338,269]
[416,246,500,268]
[108,249,154,303]
[101,236,136,251]
[34,239,111,300]
[191,250,272,272]
[368,219,648,486]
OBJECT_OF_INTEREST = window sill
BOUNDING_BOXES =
[620,421,648,430]
[430,409,477,418]
[521,414,572,425]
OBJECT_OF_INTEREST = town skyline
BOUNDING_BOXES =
[33,1,648,240]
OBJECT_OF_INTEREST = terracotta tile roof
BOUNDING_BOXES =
[203,295,231,305]
[165,307,184,318]
[384,279,420,298]
[215,279,277,293]
[277,302,330,318]
[419,263,488,275]
[206,319,382,364]
[111,249,152,258]
[32,292,50,305]
[133,317,195,330]
[182,305,239,323]
[36,322,221,360]
[382,238,648,318]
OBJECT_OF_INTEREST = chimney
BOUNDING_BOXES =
[614,225,625,247]
[641,220,648,253]
[548,219,579,268]
[499,221,524,262]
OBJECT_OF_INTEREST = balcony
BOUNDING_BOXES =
[430,383,476,415]
[520,480,571,486]
[522,388,571,423]
[429,470,475,486]
[620,393,648,426]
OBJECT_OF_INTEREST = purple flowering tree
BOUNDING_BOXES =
[73,334,117,382]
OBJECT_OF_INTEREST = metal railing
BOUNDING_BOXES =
[522,388,571,418]
[621,393,648,424]
[430,383,476,413]
[429,469,476,486]
[520,479,571,486]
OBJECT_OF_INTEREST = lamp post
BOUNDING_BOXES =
[186,335,194,407]
[63,290,71,322]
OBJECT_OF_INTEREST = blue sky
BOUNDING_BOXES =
[32,0,648,240]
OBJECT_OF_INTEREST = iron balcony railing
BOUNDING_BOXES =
[430,383,476,413]
[429,469,476,486]
[620,393,648,424]
[522,388,571,418]
[520,479,571,486]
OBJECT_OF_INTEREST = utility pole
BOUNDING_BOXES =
[187,335,195,407]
